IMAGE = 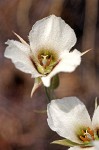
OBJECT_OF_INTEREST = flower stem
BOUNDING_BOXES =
[44,87,51,103]
[44,86,56,103]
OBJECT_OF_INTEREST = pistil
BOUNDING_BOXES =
[40,55,52,68]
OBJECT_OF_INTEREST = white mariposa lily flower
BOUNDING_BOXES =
[4,15,82,95]
[47,97,99,150]
[93,141,99,150]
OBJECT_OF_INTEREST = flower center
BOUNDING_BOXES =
[79,127,94,142]
[31,49,59,75]
[38,54,52,69]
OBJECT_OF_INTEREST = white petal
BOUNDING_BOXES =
[68,147,79,150]
[68,146,95,150]
[47,97,91,143]
[41,49,81,87]
[92,106,99,129]
[4,40,41,77]
[6,40,30,55]
[93,141,99,150]
[29,15,77,55]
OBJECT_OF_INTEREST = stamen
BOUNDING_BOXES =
[87,127,94,136]
[79,127,95,142]
[80,136,86,142]
[46,55,52,66]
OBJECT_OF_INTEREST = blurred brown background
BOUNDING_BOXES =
[0,0,99,149]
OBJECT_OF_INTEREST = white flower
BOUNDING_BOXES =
[69,147,95,150]
[93,141,99,150]
[47,97,99,150]
[4,15,81,95]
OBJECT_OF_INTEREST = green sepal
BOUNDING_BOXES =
[51,139,93,147]
[50,74,59,89]
[30,77,42,97]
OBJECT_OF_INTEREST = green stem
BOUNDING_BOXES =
[44,86,56,103]
[44,87,51,103]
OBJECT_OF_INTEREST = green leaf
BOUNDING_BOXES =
[51,139,92,147]
[51,139,79,147]
[50,74,59,89]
